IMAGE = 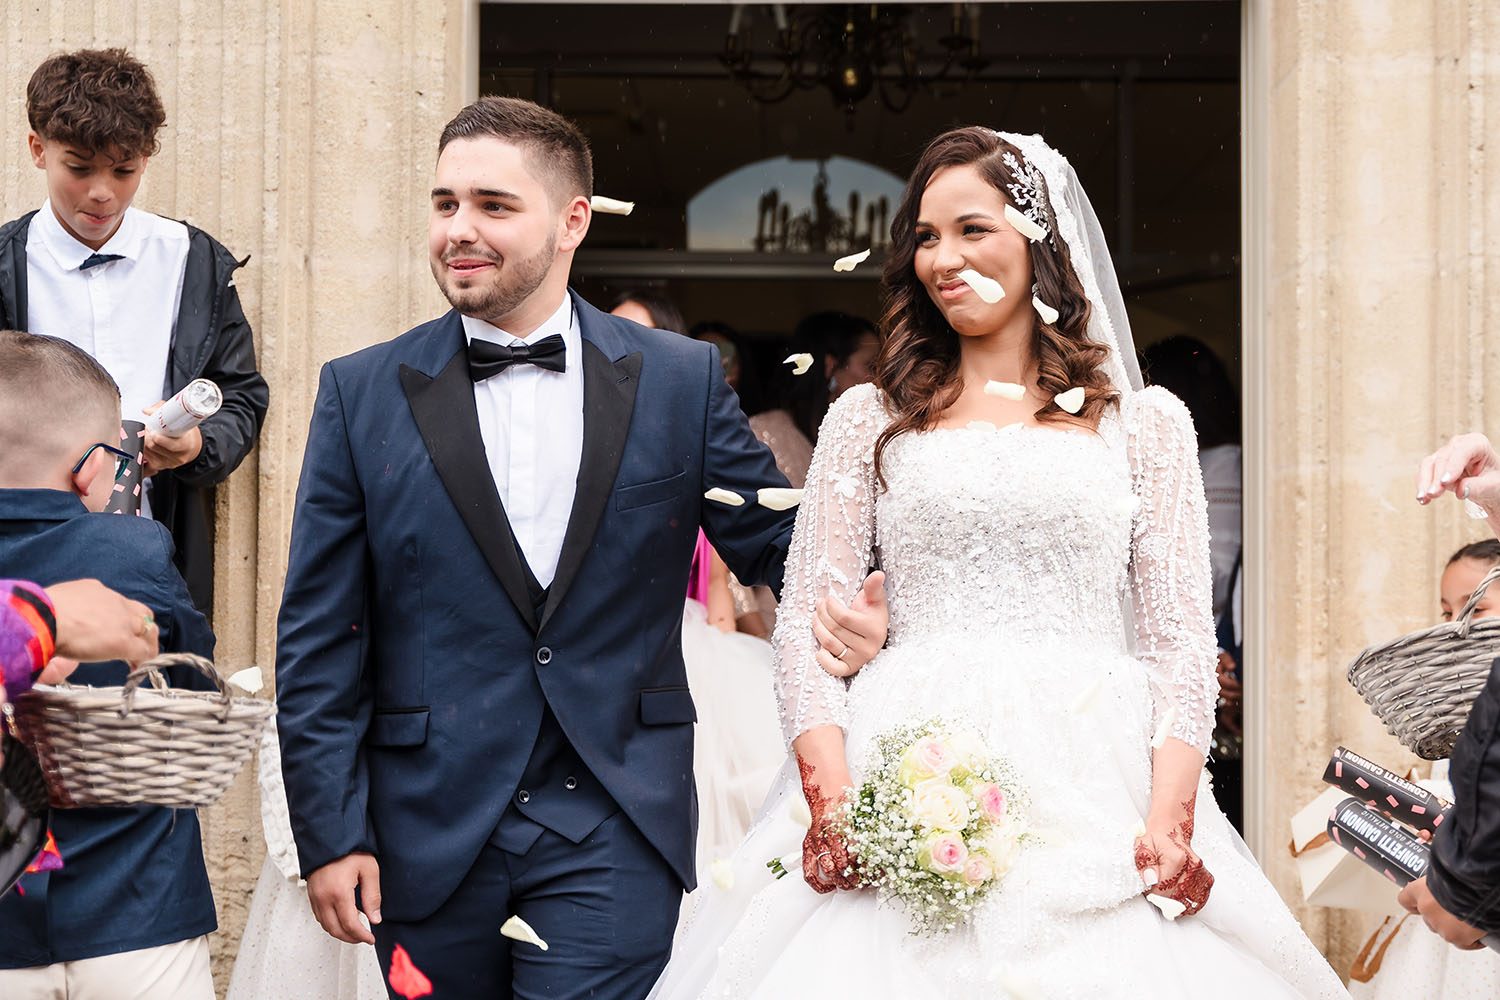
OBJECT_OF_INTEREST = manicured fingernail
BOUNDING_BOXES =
[1142,868,1158,887]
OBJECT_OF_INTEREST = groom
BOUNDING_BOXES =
[275,96,888,999]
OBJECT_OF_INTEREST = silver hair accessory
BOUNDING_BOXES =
[998,145,1054,249]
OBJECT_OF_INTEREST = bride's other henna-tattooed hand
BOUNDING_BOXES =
[798,755,859,893]
[1133,794,1214,916]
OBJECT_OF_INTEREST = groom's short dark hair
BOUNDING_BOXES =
[438,96,593,206]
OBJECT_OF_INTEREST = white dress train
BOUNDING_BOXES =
[225,720,387,1000]
[651,384,1349,999]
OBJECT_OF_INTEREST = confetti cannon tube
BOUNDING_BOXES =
[1323,746,1451,835]
[143,379,222,437]
[1327,797,1500,952]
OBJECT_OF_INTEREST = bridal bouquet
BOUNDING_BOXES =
[834,720,1027,934]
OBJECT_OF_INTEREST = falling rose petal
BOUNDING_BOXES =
[958,268,1005,304]
[1145,893,1188,921]
[704,487,745,506]
[832,248,871,272]
[1070,675,1102,714]
[388,944,434,999]
[501,914,550,951]
[983,380,1026,401]
[1150,706,1179,750]
[1004,203,1049,243]
[226,667,264,694]
[709,859,735,891]
[1054,386,1086,414]
[1031,295,1059,326]
[789,796,813,829]
[757,488,803,511]
[1466,498,1489,520]
[783,353,814,376]
[589,195,634,216]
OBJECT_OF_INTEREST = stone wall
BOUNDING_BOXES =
[0,1,469,988]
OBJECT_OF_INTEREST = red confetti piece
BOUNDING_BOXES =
[388,944,433,999]
[25,830,63,874]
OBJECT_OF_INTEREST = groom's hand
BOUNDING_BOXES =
[813,571,888,678]
[308,851,382,944]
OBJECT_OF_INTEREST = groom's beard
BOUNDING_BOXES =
[433,234,556,326]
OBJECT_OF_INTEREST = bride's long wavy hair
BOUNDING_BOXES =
[873,128,1119,486]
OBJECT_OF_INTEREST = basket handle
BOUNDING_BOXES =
[121,653,233,723]
[1456,565,1500,636]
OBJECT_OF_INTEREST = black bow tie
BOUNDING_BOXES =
[467,334,568,381]
[80,253,124,270]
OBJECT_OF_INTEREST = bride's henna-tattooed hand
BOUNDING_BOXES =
[1133,794,1214,916]
[798,756,859,893]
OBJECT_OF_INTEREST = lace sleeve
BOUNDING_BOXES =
[1123,387,1220,756]
[770,384,885,745]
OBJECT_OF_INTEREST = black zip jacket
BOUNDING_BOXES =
[0,210,269,613]
[1429,655,1500,932]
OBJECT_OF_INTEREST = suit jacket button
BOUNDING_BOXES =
[536,647,552,665]
[517,789,531,804]
[564,776,578,790]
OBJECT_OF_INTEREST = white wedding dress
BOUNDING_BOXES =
[651,382,1349,999]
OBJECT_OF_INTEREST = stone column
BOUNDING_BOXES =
[1248,0,1500,972]
[0,1,469,988]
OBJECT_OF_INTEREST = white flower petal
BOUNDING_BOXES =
[1150,705,1179,749]
[1004,203,1049,243]
[227,667,264,694]
[958,268,1005,304]
[789,796,813,829]
[1145,893,1187,921]
[1054,386,1086,414]
[783,353,814,376]
[589,195,634,216]
[709,859,735,891]
[983,380,1026,401]
[832,248,871,272]
[500,914,550,950]
[757,488,803,511]
[1070,675,1102,714]
[1031,294,1059,326]
[1466,498,1489,520]
[704,487,745,506]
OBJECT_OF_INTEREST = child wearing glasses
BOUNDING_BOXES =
[0,330,218,999]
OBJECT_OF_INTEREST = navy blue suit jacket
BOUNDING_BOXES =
[0,489,216,966]
[276,293,796,921]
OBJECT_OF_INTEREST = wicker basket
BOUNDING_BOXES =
[8,653,275,809]
[1347,565,1500,760]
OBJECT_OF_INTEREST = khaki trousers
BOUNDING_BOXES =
[0,935,214,1000]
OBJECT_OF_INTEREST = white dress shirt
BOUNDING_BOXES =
[27,202,190,517]
[1200,443,1243,645]
[462,296,583,589]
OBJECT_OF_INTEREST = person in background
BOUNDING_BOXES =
[1346,540,1500,994]
[1403,431,1500,949]
[0,331,216,999]
[609,288,686,335]
[0,47,269,614]
[691,320,757,408]
[735,312,880,637]
[1141,335,1244,831]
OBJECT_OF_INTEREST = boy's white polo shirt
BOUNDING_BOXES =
[26,202,190,428]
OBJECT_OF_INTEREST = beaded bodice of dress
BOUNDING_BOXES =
[770,382,1220,756]
[875,420,1133,651]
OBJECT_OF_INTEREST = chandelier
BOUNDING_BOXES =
[721,4,988,119]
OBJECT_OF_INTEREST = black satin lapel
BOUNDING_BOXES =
[400,351,539,632]
[540,344,642,631]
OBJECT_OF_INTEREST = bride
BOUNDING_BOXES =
[650,128,1348,999]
